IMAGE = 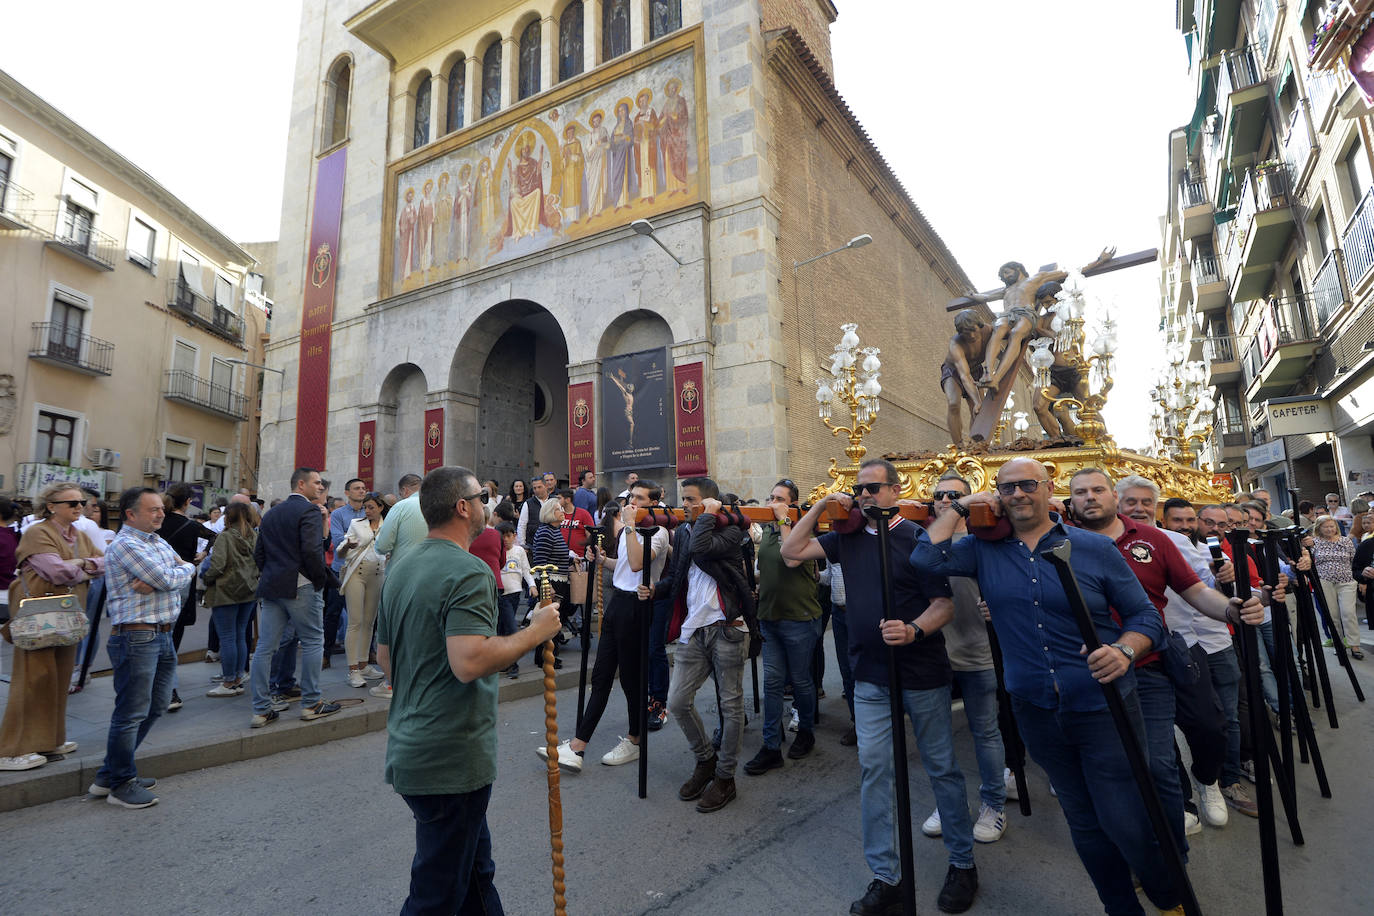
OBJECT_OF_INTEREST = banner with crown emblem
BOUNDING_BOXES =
[567,382,596,483]
[673,362,707,477]
[358,420,376,490]
[424,408,444,473]
[294,146,347,468]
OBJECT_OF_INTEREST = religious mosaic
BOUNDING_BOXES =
[388,45,700,296]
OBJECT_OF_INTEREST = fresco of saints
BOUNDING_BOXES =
[633,88,660,203]
[607,99,637,211]
[584,109,609,218]
[453,162,474,264]
[560,123,585,224]
[417,178,436,272]
[396,186,418,286]
[475,157,498,239]
[660,77,689,195]
[434,172,453,270]
[503,132,549,241]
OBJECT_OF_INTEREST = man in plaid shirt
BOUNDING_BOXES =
[90,487,195,808]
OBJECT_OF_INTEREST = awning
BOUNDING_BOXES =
[1278,57,1294,93]
[1214,205,1237,226]
[1217,168,1235,211]
[180,259,207,298]
[1186,69,1216,152]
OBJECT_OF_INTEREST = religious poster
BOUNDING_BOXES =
[358,420,376,490]
[384,35,704,296]
[567,382,596,482]
[673,362,707,477]
[601,347,669,471]
[295,147,346,468]
[424,407,444,473]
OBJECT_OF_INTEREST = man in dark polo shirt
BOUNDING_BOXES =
[783,458,976,916]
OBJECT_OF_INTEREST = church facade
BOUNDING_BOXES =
[263,0,974,500]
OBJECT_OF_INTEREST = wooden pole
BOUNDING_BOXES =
[532,564,568,916]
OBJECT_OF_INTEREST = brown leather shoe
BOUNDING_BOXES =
[696,776,736,813]
[678,755,717,801]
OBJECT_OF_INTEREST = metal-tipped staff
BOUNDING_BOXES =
[531,563,568,916]
[636,520,655,800]
[1299,545,1365,704]
[742,533,761,715]
[1041,539,1202,916]
[867,503,917,916]
[1225,530,1283,916]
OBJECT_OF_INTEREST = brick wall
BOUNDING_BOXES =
[761,0,836,78]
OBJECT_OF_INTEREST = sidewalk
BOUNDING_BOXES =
[0,612,589,812]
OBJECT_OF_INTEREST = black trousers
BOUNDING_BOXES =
[576,589,644,744]
[1174,642,1228,797]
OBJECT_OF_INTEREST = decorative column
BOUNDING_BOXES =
[584,0,602,69]
[501,35,518,111]
[429,73,446,138]
[464,55,480,125]
[540,16,556,92]
[630,0,649,50]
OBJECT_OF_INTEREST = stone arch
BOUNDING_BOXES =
[321,54,353,149]
[596,308,674,357]
[377,363,429,497]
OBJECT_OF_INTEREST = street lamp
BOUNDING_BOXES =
[631,218,686,266]
[793,233,873,270]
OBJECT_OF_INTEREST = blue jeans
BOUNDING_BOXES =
[96,629,177,789]
[854,679,974,874]
[761,617,821,748]
[649,595,672,703]
[1134,667,1187,857]
[211,601,255,683]
[952,668,1006,810]
[1206,646,1243,788]
[1257,620,1279,712]
[270,622,299,693]
[400,785,504,916]
[1012,693,1182,915]
[496,593,519,638]
[831,602,855,718]
[252,590,324,713]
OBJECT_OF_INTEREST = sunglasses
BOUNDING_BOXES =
[53,499,88,508]
[932,490,966,501]
[463,491,491,504]
[851,482,891,496]
[995,479,1043,496]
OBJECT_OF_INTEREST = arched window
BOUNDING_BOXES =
[518,20,541,100]
[603,0,630,61]
[482,42,502,117]
[413,74,431,148]
[649,0,681,40]
[559,2,584,82]
[447,63,465,133]
[324,58,351,147]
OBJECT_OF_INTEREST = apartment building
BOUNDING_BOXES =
[0,69,268,507]
[1160,0,1374,507]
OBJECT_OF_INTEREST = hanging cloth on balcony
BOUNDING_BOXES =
[1186,69,1215,153]
[1217,168,1236,211]
[1349,18,1374,105]
[179,259,208,298]
[1214,206,1237,226]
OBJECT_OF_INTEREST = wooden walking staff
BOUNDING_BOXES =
[576,527,605,735]
[1042,539,1203,916]
[530,563,568,916]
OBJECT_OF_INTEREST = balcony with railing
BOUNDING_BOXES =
[26,210,118,270]
[168,278,245,344]
[27,321,114,376]
[1229,162,1295,301]
[1217,46,1269,163]
[163,370,247,420]
[1311,249,1350,331]
[1242,294,1321,399]
[1282,102,1317,196]
[1254,0,1281,63]
[1203,334,1241,384]
[1209,408,1251,466]
[1179,173,1214,238]
[1306,66,1342,131]
[1342,187,1374,290]
[1191,244,1228,310]
[0,179,34,230]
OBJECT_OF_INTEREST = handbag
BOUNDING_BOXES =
[569,561,589,605]
[10,588,89,651]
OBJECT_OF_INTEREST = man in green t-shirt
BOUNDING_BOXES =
[377,466,561,915]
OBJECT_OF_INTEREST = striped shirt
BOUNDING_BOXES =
[105,526,195,625]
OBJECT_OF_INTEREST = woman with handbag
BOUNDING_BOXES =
[204,502,261,696]
[337,493,388,688]
[0,483,104,771]
[531,499,574,671]
[1311,515,1364,660]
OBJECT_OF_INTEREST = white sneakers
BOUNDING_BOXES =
[535,739,584,773]
[1197,780,1229,827]
[601,736,640,766]
[1003,767,1019,801]
[1185,810,1202,836]
[361,665,385,680]
[0,753,47,771]
[921,808,943,837]
[348,669,367,688]
[972,804,1006,843]
[369,682,393,699]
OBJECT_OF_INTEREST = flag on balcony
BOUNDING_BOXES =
[1350,17,1374,105]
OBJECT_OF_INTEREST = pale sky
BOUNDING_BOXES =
[4,0,1191,449]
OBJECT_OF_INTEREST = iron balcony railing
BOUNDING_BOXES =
[1218,46,1264,110]
[0,178,34,220]
[163,369,247,420]
[1241,294,1320,389]
[1341,187,1374,287]
[168,278,245,343]
[1212,411,1250,451]
[1179,174,1209,211]
[28,321,114,375]
[28,210,118,269]
[1254,0,1279,63]
[1235,161,1290,232]
[1282,103,1315,189]
[1306,67,1341,125]
[1191,247,1223,285]
[1312,249,1349,329]
[1203,335,1236,363]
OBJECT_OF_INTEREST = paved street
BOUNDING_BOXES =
[1,631,1370,916]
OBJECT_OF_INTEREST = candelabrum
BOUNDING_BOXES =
[1026,282,1118,447]
[1149,348,1214,468]
[816,323,882,463]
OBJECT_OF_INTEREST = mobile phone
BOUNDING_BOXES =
[1205,536,1225,570]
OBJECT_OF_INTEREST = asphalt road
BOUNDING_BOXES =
[2,649,1370,916]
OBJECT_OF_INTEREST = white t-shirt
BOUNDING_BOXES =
[1160,528,1232,654]
[681,564,725,643]
[71,515,111,555]
[612,526,670,592]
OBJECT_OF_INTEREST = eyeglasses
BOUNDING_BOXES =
[52,499,87,508]
[995,479,1043,496]
[462,491,491,504]
[932,490,966,501]
[852,482,891,496]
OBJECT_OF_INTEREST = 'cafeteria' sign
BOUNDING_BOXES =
[1265,397,1332,437]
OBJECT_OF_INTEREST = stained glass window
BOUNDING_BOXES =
[649,0,681,40]
[559,2,584,82]
[482,42,502,117]
[603,0,630,61]
[413,75,431,148]
[447,63,465,132]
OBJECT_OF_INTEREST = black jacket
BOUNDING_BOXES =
[254,494,337,599]
[654,511,755,639]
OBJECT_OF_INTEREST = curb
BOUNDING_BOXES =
[0,667,582,813]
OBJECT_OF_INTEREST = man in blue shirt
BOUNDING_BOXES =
[573,470,598,516]
[912,457,1183,916]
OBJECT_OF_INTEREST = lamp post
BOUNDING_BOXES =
[815,323,882,462]
[1030,283,1118,447]
[1149,357,1214,468]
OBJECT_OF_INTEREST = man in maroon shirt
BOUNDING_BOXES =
[1068,469,1262,851]
[555,489,595,557]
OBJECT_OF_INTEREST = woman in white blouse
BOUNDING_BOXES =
[337,493,388,688]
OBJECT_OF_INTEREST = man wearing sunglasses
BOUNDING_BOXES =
[783,459,976,915]
[912,457,1186,915]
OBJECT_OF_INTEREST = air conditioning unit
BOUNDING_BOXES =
[142,457,167,478]
[195,464,216,483]
[92,448,121,470]
[103,472,122,495]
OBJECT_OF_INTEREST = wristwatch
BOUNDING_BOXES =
[950,500,971,518]
[908,622,926,642]
[1110,642,1135,662]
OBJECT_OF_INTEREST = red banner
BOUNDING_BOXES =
[568,382,595,482]
[1211,473,1235,492]
[358,420,376,490]
[294,147,347,469]
[424,407,444,473]
[673,362,707,477]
